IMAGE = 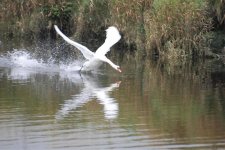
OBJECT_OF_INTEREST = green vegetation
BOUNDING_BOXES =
[209,0,225,29]
[0,0,224,60]
[145,0,211,58]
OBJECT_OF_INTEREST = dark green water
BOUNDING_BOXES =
[0,41,225,149]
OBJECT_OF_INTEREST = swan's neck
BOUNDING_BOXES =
[103,57,118,70]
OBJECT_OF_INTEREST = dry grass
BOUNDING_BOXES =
[108,0,213,60]
[0,0,74,38]
[145,0,212,59]
[209,0,225,28]
[0,0,216,60]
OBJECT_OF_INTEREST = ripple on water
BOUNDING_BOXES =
[1,49,225,149]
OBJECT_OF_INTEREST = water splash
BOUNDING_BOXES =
[0,49,84,73]
[9,50,44,68]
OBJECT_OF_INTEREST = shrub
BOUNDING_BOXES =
[145,0,212,58]
[208,0,225,29]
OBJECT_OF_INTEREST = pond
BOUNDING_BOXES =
[0,39,225,150]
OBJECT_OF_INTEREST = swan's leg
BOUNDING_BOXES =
[79,65,83,77]
[79,68,84,80]
[79,63,84,74]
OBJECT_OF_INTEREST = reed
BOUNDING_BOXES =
[108,0,213,60]
[108,0,152,53]
[0,0,75,38]
[144,0,212,59]
[209,0,225,29]
[0,0,217,60]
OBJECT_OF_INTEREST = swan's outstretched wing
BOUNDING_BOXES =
[54,25,94,60]
[95,26,121,56]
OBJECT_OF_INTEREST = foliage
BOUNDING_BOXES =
[41,1,74,35]
[0,0,222,60]
[208,0,225,29]
[108,0,152,52]
[41,2,73,23]
[0,0,76,38]
[108,0,213,60]
[145,0,212,59]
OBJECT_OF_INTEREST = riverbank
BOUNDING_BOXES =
[0,0,225,61]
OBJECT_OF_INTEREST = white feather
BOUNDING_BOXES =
[95,26,121,56]
[54,25,94,60]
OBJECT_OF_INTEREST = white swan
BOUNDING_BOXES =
[54,25,122,72]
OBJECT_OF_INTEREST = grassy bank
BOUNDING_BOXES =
[0,0,224,60]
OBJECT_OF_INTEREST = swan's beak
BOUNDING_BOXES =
[117,81,122,85]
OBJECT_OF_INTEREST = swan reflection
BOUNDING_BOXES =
[56,74,120,120]
[0,54,120,120]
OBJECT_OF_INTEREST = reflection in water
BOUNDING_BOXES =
[56,75,120,120]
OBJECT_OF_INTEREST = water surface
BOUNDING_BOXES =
[0,44,225,149]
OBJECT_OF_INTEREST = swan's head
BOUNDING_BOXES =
[116,66,122,73]
[110,63,122,73]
